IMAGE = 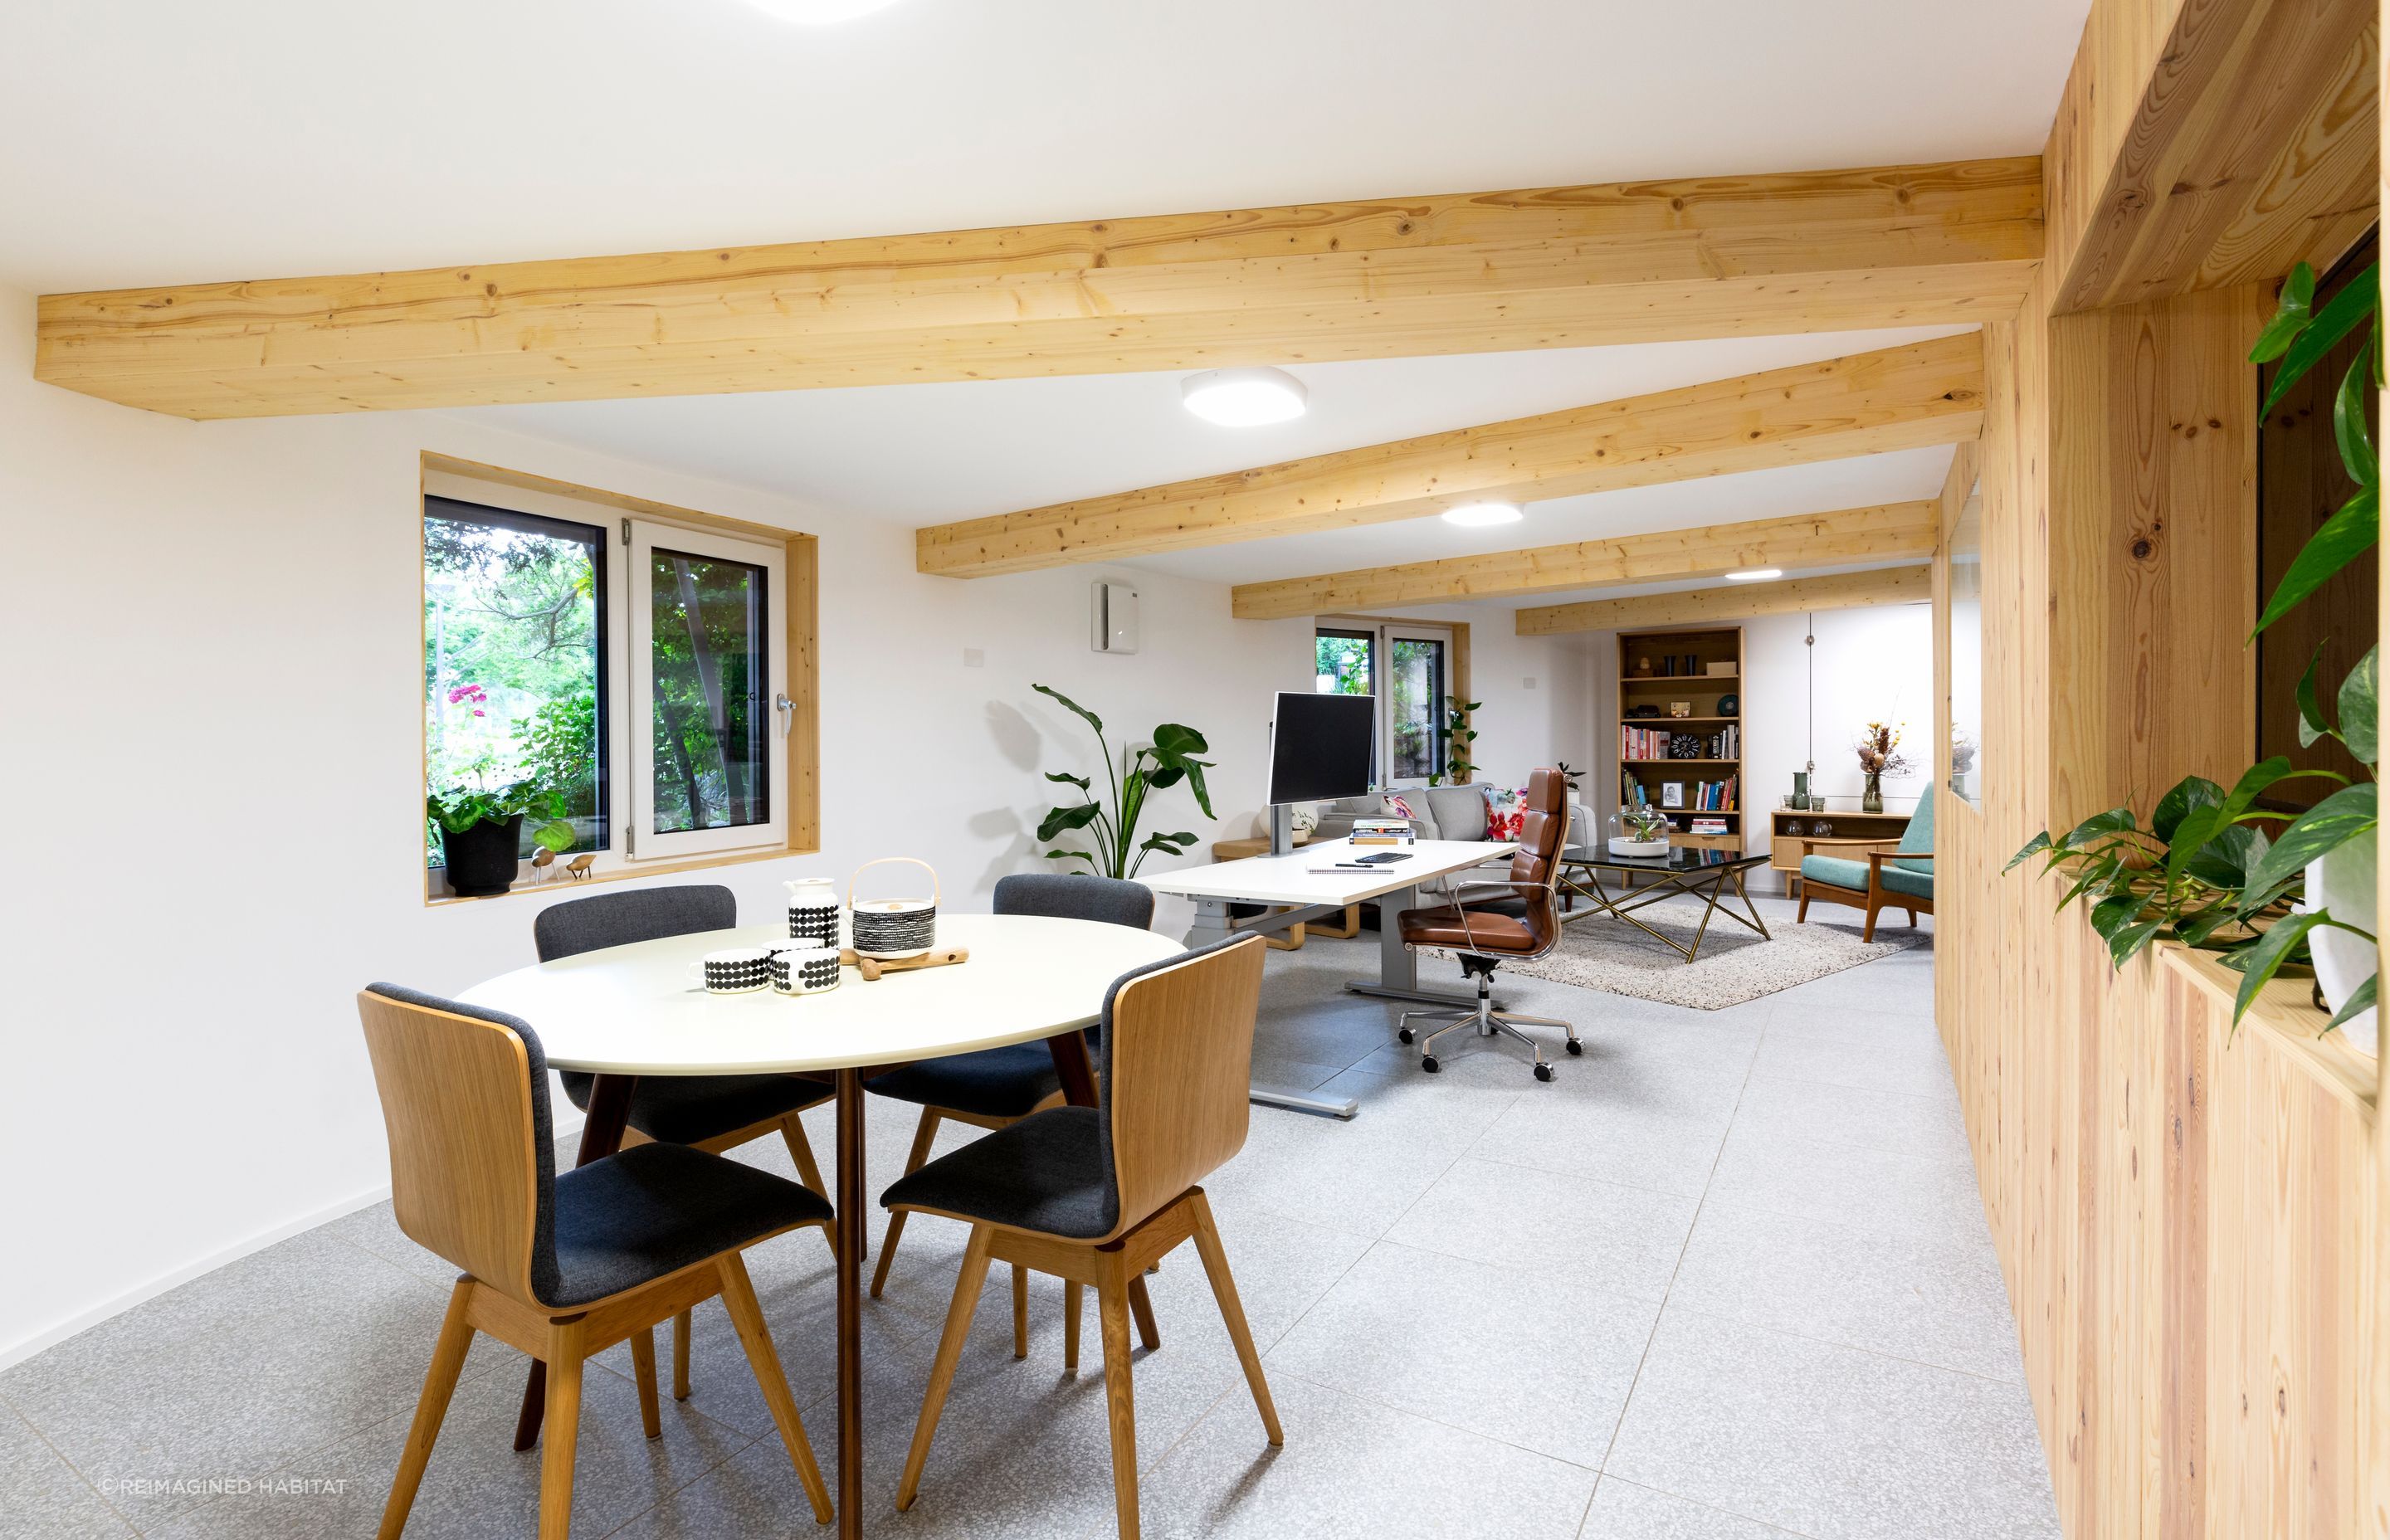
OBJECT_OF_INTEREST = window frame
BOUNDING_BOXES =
[1313,615,1468,788]
[627,519,788,862]
[419,453,817,904]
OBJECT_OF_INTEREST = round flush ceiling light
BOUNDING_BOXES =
[742,0,906,22]
[1180,368,1309,426]
[1724,568,1783,582]
[1441,501,1524,528]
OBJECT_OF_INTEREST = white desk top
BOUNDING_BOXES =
[456,913,1181,1076]
[1140,837,1517,907]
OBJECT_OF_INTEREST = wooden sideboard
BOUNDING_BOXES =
[1768,808,1911,892]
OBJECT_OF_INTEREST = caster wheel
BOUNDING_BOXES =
[1565,1039,1583,1055]
[1397,1027,1414,1045]
[1421,1055,1441,1074]
[1534,1063,1555,1083]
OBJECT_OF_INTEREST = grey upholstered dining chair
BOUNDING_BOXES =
[883,933,1280,1540]
[863,872,1155,1352]
[533,885,836,1403]
[358,983,834,1539]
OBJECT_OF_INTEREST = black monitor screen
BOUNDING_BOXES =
[1268,691,1376,804]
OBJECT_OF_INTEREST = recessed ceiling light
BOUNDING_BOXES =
[1724,568,1783,582]
[742,0,906,23]
[1441,502,1524,528]
[1180,368,1308,426]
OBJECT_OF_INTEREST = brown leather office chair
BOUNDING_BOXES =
[1394,766,1582,1079]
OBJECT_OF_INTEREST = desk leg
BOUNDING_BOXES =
[1048,1034,1163,1343]
[1182,899,1360,1121]
[833,1070,864,1540]
[515,1072,637,1452]
[1344,883,1490,1011]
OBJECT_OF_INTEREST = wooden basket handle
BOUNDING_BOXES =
[848,855,940,909]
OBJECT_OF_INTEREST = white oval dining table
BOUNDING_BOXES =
[459,911,1183,1540]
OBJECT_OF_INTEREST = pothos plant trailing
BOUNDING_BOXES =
[1032,683,1217,879]
[1430,697,1484,786]
[2010,256,2381,1031]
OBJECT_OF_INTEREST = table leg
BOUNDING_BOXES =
[1046,1030,1165,1338]
[833,1069,865,1540]
[515,1073,638,1451]
[1343,883,1486,1011]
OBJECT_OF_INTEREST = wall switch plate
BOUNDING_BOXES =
[963,648,985,668]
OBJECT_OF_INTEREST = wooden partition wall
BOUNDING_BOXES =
[1936,8,2386,1523]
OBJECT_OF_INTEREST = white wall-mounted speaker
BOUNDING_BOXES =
[1091,580,1139,654]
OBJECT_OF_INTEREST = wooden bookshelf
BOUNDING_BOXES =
[1615,626,1744,852]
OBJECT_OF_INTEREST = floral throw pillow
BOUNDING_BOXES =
[1381,792,1417,821]
[1482,784,1525,841]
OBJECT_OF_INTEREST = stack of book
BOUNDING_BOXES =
[1350,817,1416,846]
[1689,816,1729,836]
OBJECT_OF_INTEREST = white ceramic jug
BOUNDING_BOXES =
[785,876,841,946]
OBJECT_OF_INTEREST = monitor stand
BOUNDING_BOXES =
[1268,802,1296,856]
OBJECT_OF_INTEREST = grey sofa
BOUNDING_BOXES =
[1312,786,1594,849]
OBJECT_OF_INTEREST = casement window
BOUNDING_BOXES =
[1312,617,1461,787]
[421,456,814,899]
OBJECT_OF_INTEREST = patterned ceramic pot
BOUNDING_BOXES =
[849,857,939,960]
[785,876,841,945]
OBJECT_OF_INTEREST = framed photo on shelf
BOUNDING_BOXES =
[1661,782,1685,808]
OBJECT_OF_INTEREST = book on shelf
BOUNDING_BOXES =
[1619,724,1739,760]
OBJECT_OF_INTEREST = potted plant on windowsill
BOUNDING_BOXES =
[428,761,579,897]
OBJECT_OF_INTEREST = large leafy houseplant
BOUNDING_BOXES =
[1432,697,1483,786]
[2012,260,2381,1030]
[1033,684,1217,878]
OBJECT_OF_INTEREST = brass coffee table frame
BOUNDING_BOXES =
[1557,850,1772,962]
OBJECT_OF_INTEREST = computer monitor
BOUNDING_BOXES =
[1267,690,1376,806]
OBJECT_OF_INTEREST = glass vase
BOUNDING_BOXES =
[1862,774,1883,814]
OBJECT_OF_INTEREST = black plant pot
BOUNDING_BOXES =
[441,814,524,897]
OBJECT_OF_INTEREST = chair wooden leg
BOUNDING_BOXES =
[871,1109,943,1299]
[671,1311,691,1400]
[627,1327,662,1440]
[897,1224,994,1511]
[378,1278,476,1540]
[778,1117,841,1267]
[1906,907,1919,925]
[1861,899,1880,943]
[717,1251,834,1525]
[1012,1263,1029,1359]
[1063,1280,1083,1374]
[1126,1274,1161,1351]
[1187,1192,1283,1445]
[537,1318,588,1540]
[1796,889,1812,923]
[1097,1253,1142,1540]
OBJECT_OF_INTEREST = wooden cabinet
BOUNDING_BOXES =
[1768,809,1910,890]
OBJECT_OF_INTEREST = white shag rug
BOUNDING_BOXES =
[1436,900,1919,1010]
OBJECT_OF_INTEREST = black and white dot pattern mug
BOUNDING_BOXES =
[686,947,773,994]
[770,940,842,995]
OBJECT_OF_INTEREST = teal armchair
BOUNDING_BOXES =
[1796,785,1934,942]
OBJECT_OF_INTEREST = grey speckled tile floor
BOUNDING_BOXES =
[0,896,2057,1540]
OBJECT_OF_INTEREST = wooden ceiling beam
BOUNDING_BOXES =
[919,334,1983,577]
[1515,564,1930,635]
[2045,0,2378,311]
[35,158,2041,421]
[1229,500,1940,620]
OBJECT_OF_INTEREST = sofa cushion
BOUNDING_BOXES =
[1420,786,1489,841]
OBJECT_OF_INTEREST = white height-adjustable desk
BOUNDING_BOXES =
[1142,836,1518,1119]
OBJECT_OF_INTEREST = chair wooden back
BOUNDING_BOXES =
[356,985,554,1307]
[1098,934,1268,1240]
[1506,768,1571,951]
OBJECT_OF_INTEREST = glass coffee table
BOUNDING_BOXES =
[1556,844,1771,962]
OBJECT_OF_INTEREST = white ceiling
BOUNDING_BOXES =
[456,324,1971,587]
[0,0,2090,294]
[4,1,2074,607]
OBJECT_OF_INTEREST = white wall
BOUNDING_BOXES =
[0,283,1594,1363]
[1582,600,1936,878]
